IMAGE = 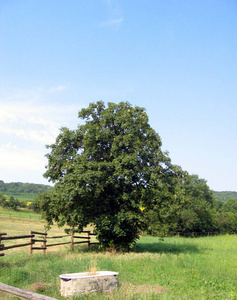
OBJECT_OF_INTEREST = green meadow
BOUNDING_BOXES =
[0,206,41,220]
[5,193,36,202]
[0,215,237,299]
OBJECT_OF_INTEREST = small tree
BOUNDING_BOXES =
[0,192,7,206]
[37,101,170,249]
[1,196,20,211]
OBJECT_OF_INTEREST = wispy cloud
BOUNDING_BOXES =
[0,92,81,141]
[48,85,67,93]
[0,77,93,184]
[0,143,46,171]
[101,17,124,27]
[0,101,59,144]
[0,92,81,183]
[0,125,56,144]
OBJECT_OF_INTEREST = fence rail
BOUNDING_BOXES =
[0,281,57,300]
[0,230,99,257]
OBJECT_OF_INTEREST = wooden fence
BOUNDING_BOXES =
[0,230,99,257]
[0,282,58,300]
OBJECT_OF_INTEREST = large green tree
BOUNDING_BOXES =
[37,101,171,249]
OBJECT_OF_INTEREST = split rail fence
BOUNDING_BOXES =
[0,230,99,257]
[0,281,58,300]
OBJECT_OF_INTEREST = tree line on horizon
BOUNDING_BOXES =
[0,181,52,211]
[0,180,236,203]
[0,180,53,195]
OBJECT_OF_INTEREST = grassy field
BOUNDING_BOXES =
[0,216,237,300]
[0,207,41,220]
[5,193,37,202]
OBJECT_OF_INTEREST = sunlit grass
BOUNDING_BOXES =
[4,193,37,202]
[0,217,237,299]
[0,206,41,220]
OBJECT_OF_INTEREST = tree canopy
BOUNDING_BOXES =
[37,101,172,249]
[145,172,217,235]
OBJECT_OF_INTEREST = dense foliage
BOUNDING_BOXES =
[147,181,237,236]
[0,192,7,205]
[145,173,219,235]
[215,198,237,233]
[0,193,19,210]
[37,101,173,249]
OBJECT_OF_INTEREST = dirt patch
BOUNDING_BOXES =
[137,284,166,294]
[27,282,51,293]
[121,282,167,295]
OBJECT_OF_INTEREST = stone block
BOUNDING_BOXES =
[59,271,119,297]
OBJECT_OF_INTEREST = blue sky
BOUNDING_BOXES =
[0,0,236,191]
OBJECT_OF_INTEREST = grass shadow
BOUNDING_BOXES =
[67,243,101,254]
[70,241,200,255]
[134,240,200,254]
[0,261,10,268]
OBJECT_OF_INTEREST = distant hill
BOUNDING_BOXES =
[0,180,53,198]
[213,191,237,202]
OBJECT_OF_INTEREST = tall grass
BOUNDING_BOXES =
[0,218,237,299]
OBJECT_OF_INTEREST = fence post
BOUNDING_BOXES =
[29,231,33,255]
[71,231,74,251]
[87,231,90,249]
[43,230,47,255]
[0,233,4,257]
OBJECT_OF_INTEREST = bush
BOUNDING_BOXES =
[28,201,41,212]
[1,196,20,211]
